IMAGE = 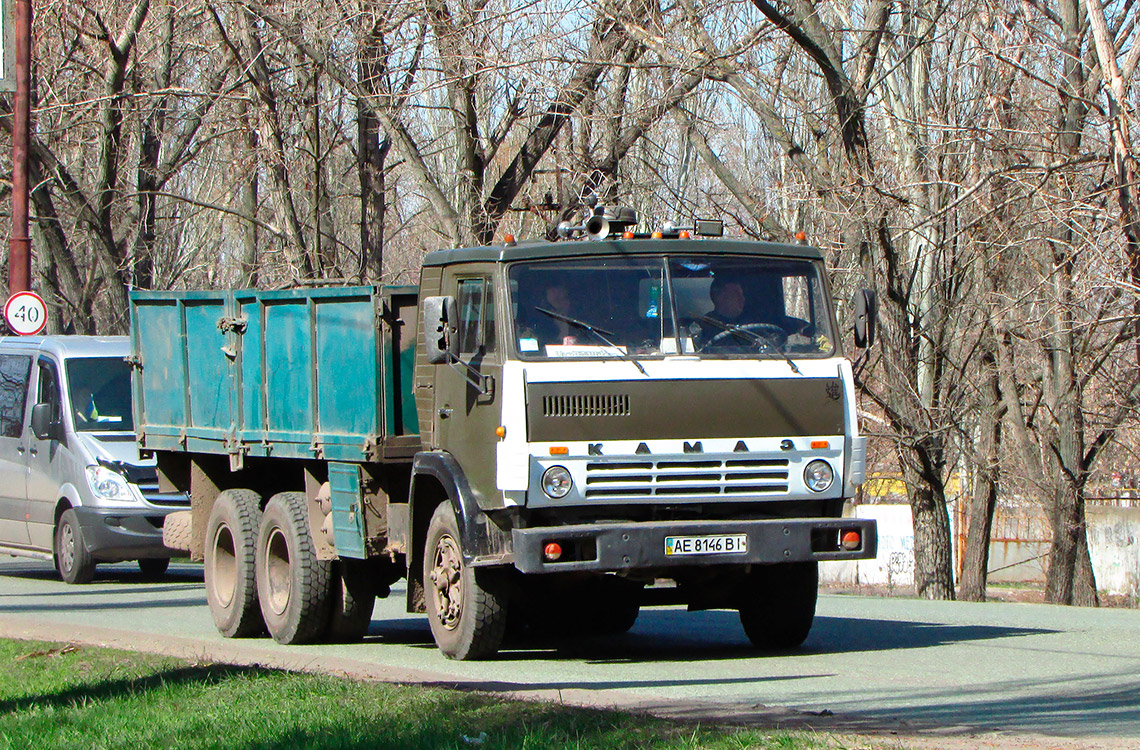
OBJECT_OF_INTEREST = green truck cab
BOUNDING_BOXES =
[134,209,878,659]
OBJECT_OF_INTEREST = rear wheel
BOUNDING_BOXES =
[256,492,333,644]
[138,557,170,580]
[738,562,818,650]
[424,503,508,660]
[55,509,95,584]
[324,559,376,643]
[205,489,264,637]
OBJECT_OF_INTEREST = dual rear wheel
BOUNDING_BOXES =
[204,490,376,644]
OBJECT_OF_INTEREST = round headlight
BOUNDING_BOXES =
[541,466,573,498]
[804,460,834,492]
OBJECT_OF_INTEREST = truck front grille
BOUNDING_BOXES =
[583,457,790,499]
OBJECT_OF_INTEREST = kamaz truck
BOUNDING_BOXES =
[134,208,878,659]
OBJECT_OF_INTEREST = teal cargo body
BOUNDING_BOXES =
[130,286,421,464]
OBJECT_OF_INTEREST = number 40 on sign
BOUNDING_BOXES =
[5,291,47,335]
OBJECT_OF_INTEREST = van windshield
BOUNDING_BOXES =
[509,255,836,359]
[66,357,134,432]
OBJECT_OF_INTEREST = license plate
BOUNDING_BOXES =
[664,534,748,556]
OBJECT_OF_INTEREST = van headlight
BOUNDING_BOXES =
[541,466,573,498]
[803,460,835,492]
[86,465,137,502]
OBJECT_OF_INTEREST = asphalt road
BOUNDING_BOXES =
[1,555,1138,749]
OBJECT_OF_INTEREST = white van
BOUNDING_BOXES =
[0,336,187,583]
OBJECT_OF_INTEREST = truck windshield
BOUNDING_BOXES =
[66,357,134,432]
[510,255,835,359]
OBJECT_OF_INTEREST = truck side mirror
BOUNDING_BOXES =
[853,289,877,348]
[423,295,458,364]
[31,403,58,441]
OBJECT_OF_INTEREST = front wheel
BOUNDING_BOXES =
[255,492,333,645]
[55,509,95,584]
[424,503,508,660]
[738,561,818,650]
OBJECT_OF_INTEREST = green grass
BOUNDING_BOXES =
[0,638,884,750]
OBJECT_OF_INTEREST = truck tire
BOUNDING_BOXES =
[138,558,170,580]
[55,509,95,584]
[424,502,508,660]
[205,489,265,638]
[738,561,818,650]
[324,559,376,643]
[162,510,194,552]
[256,492,333,645]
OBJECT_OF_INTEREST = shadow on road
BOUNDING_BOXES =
[807,670,1140,738]
[363,606,1055,664]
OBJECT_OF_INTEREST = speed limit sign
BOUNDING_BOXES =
[5,291,47,335]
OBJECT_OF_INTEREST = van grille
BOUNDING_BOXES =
[542,394,630,418]
[583,457,790,499]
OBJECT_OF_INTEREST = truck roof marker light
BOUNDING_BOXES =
[495,426,506,438]
[795,230,807,242]
[544,542,563,561]
[651,231,664,239]
[811,440,830,450]
[504,234,517,246]
[549,446,569,455]
[841,530,861,550]
[679,230,691,239]
[623,231,635,239]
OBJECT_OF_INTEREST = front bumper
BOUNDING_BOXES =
[70,506,183,561]
[512,516,877,574]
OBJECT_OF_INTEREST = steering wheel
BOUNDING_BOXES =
[702,323,788,352]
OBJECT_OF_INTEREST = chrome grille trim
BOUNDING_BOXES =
[583,458,791,499]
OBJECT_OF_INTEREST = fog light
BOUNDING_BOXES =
[541,466,573,498]
[803,460,834,492]
[841,530,861,550]
[544,542,563,561]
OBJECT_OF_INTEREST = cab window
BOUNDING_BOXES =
[456,277,495,356]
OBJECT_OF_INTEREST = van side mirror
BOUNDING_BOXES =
[853,289,877,348]
[423,296,458,365]
[31,403,58,441]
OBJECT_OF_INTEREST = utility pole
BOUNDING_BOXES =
[8,0,30,294]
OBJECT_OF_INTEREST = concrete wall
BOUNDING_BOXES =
[819,503,1140,598]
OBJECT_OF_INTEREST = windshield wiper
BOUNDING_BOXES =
[695,315,802,375]
[535,307,649,376]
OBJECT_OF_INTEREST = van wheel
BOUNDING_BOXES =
[424,503,508,660]
[55,509,95,584]
[739,562,818,650]
[205,489,265,637]
[256,492,332,644]
[138,558,170,580]
[324,559,376,643]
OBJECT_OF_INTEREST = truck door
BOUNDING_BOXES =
[0,352,34,547]
[435,273,502,507]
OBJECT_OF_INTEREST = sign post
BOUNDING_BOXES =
[7,0,31,295]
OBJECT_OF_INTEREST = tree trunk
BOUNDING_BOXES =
[905,456,956,600]
[959,346,1001,601]
[357,102,388,282]
[1045,482,1098,605]
[238,95,260,288]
